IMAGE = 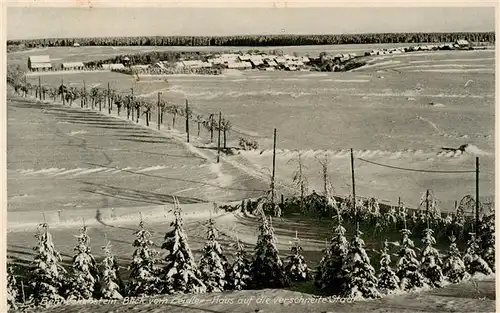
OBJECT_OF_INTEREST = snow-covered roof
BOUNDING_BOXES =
[182,60,204,67]
[265,60,278,66]
[102,63,125,70]
[227,61,252,69]
[30,62,52,69]
[62,62,84,68]
[29,55,51,63]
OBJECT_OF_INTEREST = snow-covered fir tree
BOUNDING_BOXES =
[442,235,469,283]
[7,264,18,311]
[396,202,407,223]
[314,239,332,289]
[28,223,66,306]
[420,228,444,287]
[67,225,98,300]
[478,212,495,272]
[285,231,310,282]
[199,218,228,292]
[366,197,381,218]
[315,215,349,295]
[377,240,400,294]
[385,205,397,228]
[128,218,162,297]
[463,232,492,277]
[99,240,123,299]
[419,190,440,222]
[161,198,206,294]
[395,227,427,291]
[409,212,418,229]
[251,210,289,289]
[342,226,380,299]
[227,239,252,291]
[443,213,453,227]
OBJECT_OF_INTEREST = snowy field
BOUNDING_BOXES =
[7,47,495,312]
[18,48,495,211]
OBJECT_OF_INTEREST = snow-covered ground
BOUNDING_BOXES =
[7,48,495,312]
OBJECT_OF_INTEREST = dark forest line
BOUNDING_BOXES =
[7,32,495,48]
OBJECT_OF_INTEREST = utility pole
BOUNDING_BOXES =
[83,80,86,107]
[38,76,42,100]
[425,189,430,225]
[107,82,111,114]
[157,92,161,130]
[271,128,277,204]
[61,78,65,106]
[185,99,190,143]
[350,148,356,221]
[476,157,480,233]
[129,88,134,120]
[217,111,221,163]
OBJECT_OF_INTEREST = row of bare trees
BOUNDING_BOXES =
[7,69,234,148]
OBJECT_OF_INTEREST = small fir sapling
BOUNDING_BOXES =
[227,238,252,291]
[285,231,310,282]
[315,214,349,295]
[463,232,492,277]
[99,239,123,299]
[342,225,381,299]
[420,228,444,287]
[442,234,469,283]
[251,210,289,289]
[478,212,495,272]
[395,227,427,291]
[127,217,162,297]
[199,218,228,292]
[67,225,99,300]
[7,264,19,310]
[161,197,206,294]
[377,240,400,294]
[28,223,66,306]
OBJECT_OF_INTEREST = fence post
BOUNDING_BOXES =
[38,76,42,100]
[130,88,134,121]
[186,99,190,143]
[23,74,27,97]
[157,92,161,130]
[476,157,480,232]
[83,80,86,107]
[350,148,356,221]
[217,111,221,163]
[107,82,111,114]
[21,281,26,304]
[61,78,65,106]
[425,189,429,222]
[271,128,277,205]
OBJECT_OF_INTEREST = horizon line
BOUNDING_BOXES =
[8,30,496,42]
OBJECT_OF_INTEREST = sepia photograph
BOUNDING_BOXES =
[4,3,497,313]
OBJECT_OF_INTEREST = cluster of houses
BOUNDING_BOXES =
[365,40,472,56]
[26,39,473,73]
[166,53,313,72]
[27,55,125,72]
[27,55,86,72]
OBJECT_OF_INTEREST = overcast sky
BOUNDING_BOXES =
[7,7,496,40]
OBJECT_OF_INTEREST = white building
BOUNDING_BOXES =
[28,55,52,71]
[102,63,125,70]
[61,62,85,71]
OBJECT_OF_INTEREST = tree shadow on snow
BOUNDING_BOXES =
[80,180,206,205]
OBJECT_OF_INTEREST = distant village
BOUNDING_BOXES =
[26,39,474,74]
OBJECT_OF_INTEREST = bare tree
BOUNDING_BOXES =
[194,114,204,136]
[203,114,216,142]
[288,151,308,212]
